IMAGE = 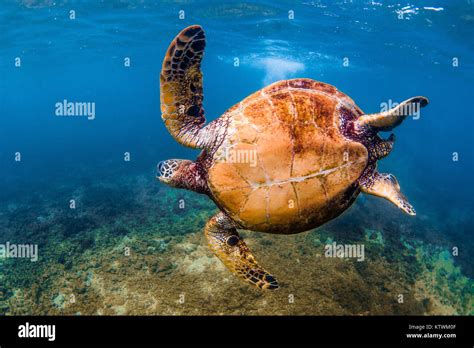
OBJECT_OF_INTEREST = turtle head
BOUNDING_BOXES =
[157,158,209,194]
[157,159,192,187]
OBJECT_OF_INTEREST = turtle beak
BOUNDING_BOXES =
[156,161,170,183]
[157,161,166,178]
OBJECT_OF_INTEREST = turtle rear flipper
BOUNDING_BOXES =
[160,25,210,149]
[361,171,416,216]
[356,96,429,131]
[205,212,279,290]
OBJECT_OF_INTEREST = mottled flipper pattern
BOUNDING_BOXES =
[205,212,279,290]
[160,25,207,148]
[360,171,416,215]
[372,133,395,160]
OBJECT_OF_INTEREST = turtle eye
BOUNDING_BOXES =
[226,235,239,247]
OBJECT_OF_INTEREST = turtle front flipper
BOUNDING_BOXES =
[205,212,279,290]
[356,96,429,131]
[160,25,210,149]
[360,171,416,216]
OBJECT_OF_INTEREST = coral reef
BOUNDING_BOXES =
[0,174,472,315]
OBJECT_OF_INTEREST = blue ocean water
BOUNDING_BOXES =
[0,1,472,314]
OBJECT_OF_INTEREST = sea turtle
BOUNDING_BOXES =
[157,25,428,290]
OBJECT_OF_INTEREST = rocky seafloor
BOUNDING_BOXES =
[0,173,472,315]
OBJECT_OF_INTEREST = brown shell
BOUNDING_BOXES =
[208,79,368,234]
